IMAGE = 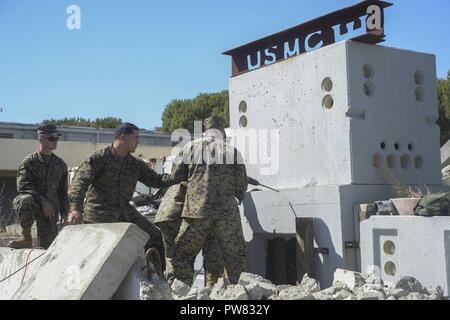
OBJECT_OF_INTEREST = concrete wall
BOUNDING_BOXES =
[229,41,441,187]
[360,216,450,296]
[229,40,445,287]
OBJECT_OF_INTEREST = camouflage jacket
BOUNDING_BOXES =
[171,135,248,220]
[68,145,180,222]
[17,152,69,217]
[154,182,188,223]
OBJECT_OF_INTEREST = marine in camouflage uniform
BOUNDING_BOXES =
[154,182,225,287]
[68,136,180,265]
[9,125,69,250]
[170,117,248,286]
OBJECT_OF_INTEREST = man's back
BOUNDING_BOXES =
[176,136,248,219]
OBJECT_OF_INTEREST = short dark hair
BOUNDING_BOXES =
[114,122,139,139]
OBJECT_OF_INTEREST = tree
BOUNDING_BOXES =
[161,91,229,133]
[42,117,123,129]
[438,71,450,146]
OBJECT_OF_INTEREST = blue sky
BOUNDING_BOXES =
[0,0,449,130]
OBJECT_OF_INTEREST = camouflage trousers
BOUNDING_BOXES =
[157,220,225,287]
[172,217,246,287]
[12,194,58,250]
[84,205,164,258]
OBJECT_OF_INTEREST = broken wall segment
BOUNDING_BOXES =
[12,223,149,300]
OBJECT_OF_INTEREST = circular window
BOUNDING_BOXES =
[322,78,333,92]
[415,87,425,102]
[400,155,411,169]
[380,142,387,150]
[386,155,396,168]
[363,81,375,97]
[414,156,423,169]
[363,64,375,79]
[239,101,247,113]
[239,116,248,128]
[408,143,414,151]
[414,71,425,85]
[384,261,397,276]
[322,95,334,109]
[383,241,396,255]
[394,142,401,151]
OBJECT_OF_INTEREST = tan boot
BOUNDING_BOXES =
[206,271,221,288]
[146,248,163,280]
[8,226,32,249]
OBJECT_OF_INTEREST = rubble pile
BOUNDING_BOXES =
[140,269,446,301]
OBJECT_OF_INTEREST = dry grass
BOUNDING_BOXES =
[373,161,433,199]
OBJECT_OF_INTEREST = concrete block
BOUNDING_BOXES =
[0,248,45,300]
[12,223,149,300]
[360,216,450,297]
[333,269,365,291]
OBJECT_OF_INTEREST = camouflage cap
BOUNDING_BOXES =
[203,116,225,130]
[37,124,63,137]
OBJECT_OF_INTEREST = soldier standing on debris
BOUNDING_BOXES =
[169,116,248,286]
[9,125,69,250]
[68,123,180,267]
[154,181,225,287]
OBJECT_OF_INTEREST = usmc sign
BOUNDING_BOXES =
[223,0,393,77]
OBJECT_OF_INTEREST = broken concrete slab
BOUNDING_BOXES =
[238,272,277,298]
[333,269,365,291]
[12,223,149,300]
[0,248,45,300]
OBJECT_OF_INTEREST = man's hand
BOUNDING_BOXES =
[60,216,69,227]
[69,210,83,225]
[41,200,55,218]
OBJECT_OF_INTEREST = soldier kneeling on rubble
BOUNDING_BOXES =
[9,125,69,250]
[68,122,183,272]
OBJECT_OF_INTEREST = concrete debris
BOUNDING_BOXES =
[170,279,191,298]
[356,290,385,300]
[333,269,365,291]
[245,283,264,300]
[238,272,277,298]
[278,286,315,300]
[299,273,320,293]
[399,293,432,300]
[138,271,445,301]
[210,284,248,300]
[392,276,423,293]
[140,280,172,300]
[332,290,355,300]
[384,288,409,299]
